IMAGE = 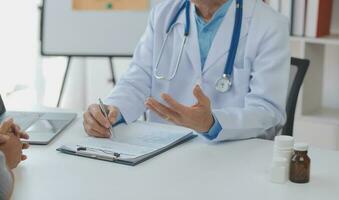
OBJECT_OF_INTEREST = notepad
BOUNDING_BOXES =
[57,122,196,166]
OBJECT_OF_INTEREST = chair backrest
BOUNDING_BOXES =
[281,57,310,136]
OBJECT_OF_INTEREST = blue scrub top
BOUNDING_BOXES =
[195,0,233,69]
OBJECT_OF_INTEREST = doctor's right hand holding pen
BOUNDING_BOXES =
[83,104,120,138]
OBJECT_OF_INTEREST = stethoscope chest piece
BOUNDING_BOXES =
[216,74,232,93]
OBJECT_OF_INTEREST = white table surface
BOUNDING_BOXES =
[12,116,339,200]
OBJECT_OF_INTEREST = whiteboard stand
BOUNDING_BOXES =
[40,0,157,108]
[108,57,117,85]
[57,56,118,107]
[57,56,72,108]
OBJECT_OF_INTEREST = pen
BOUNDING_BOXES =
[98,98,115,138]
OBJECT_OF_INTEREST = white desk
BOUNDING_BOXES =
[12,117,339,200]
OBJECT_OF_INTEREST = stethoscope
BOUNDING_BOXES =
[153,0,243,93]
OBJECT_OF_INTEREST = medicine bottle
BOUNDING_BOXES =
[289,143,311,183]
[270,157,288,184]
[273,136,294,165]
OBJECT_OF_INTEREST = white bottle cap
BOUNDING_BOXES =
[274,135,295,149]
[294,143,309,151]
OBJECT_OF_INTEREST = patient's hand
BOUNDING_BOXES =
[0,133,23,169]
[0,119,29,165]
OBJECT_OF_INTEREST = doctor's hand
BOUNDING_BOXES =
[145,85,214,133]
[83,104,119,138]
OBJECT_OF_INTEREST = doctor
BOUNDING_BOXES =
[83,0,290,142]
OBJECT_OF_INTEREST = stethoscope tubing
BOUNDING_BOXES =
[153,0,243,87]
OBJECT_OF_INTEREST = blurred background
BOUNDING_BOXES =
[0,0,131,110]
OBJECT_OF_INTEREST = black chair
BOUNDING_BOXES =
[281,57,310,136]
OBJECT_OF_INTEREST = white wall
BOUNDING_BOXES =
[0,0,39,101]
[48,57,132,111]
[322,46,339,109]
[58,58,87,110]
[331,0,339,33]
[84,58,131,108]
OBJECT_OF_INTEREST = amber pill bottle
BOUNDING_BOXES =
[289,143,311,183]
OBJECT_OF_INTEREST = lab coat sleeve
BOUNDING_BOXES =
[212,17,290,142]
[112,112,126,127]
[104,9,156,124]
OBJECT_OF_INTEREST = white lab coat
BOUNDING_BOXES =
[105,0,290,142]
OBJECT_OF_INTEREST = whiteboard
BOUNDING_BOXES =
[41,0,161,56]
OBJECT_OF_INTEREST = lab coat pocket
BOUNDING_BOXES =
[232,66,251,95]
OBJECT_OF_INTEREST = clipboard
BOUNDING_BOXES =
[57,122,197,166]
